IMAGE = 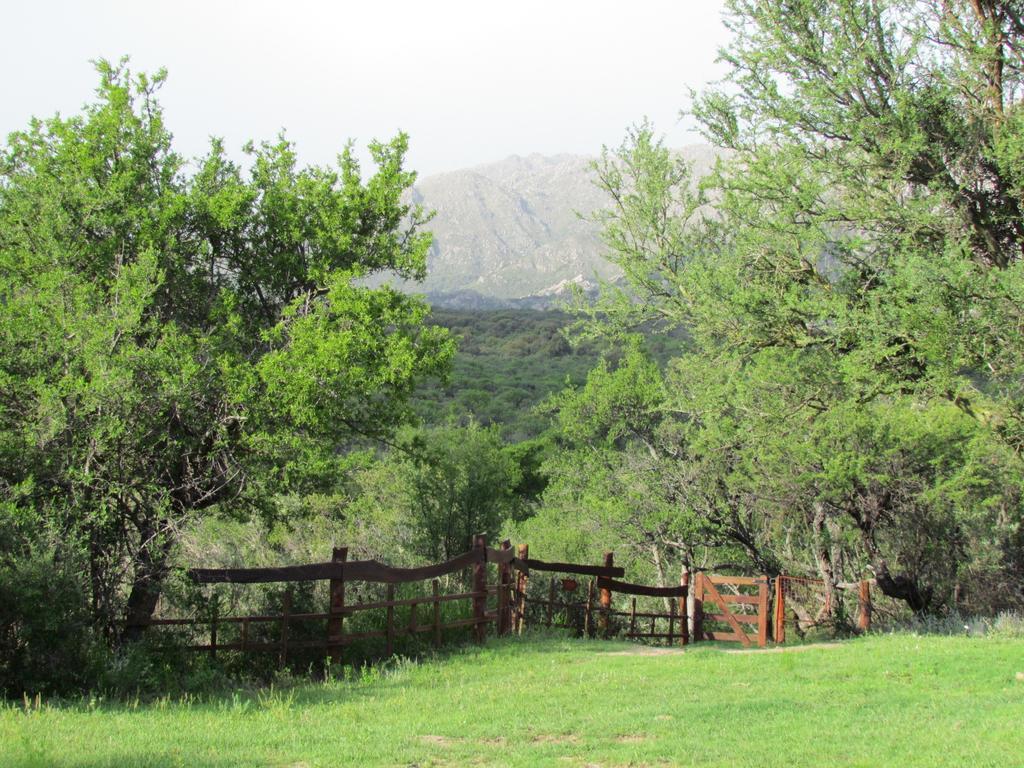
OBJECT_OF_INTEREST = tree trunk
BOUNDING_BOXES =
[810,502,838,622]
[121,517,174,643]
[872,559,929,613]
[825,513,847,619]
[651,543,672,614]
[853,517,929,612]
[88,527,112,640]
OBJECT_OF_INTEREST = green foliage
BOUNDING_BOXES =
[688,0,1024,422]
[0,557,105,697]
[410,309,685,441]
[174,421,538,625]
[535,1,1024,614]
[271,423,537,565]
[401,423,526,560]
[0,58,453,652]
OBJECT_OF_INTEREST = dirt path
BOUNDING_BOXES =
[604,641,842,656]
[725,641,841,654]
[603,646,686,656]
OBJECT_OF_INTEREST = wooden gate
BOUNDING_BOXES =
[692,573,770,648]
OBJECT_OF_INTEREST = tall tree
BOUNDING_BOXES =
[553,0,1024,614]
[0,60,454,638]
[691,0,1024,608]
[691,0,1024,445]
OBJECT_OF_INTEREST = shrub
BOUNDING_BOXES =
[0,556,105,697]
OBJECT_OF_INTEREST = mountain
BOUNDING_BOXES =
[384,145,721,307]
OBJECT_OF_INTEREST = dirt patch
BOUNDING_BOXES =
[419,734,457,746]
[725,642,841,655]
[532,733,580,745]
[603,646,686,657]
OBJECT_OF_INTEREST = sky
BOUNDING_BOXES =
[1,0,731,177]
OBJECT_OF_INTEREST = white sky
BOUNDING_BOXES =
[1,0,730,177]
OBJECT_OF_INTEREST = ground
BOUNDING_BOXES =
[2,634,1022,767]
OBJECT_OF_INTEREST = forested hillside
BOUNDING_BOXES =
[411,310,684,440]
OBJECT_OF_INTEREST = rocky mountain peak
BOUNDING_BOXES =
[391,145,720,307]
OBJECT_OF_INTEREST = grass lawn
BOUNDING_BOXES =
[2,633,1022,767]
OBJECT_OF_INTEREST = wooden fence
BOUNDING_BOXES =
[141,539,867,664]
[142,537,629,666]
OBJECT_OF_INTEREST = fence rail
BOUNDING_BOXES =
[596,577,687,598]
[512,558,625,578]
[188,549,482,585]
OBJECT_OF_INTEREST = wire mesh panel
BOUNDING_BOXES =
[777,575,830,637]
[775,575,886,640]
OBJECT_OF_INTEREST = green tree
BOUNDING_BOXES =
[0,60,453,640]
[690,0,1024,445]
[403,423,525,561]
[693,0,1024,610]
[554,0,1024,614]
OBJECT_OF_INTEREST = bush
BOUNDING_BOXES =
[877,610,1024,638]
[98,638,233,698]
[987,612,1024,639]
[0,556,106,697]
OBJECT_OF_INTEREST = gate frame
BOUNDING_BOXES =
[692,573,769,648]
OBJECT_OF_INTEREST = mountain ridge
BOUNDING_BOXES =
[384,145,722,306]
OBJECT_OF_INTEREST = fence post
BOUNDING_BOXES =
[328,546,347,666]
[472,534,488,644]
[599,551,614,638]
[584,579,595,637]
[432,578,442,648]
[386,584,395,656]
[693,572,704,642]
[545,578,555,627]
[498,539,512,636]
[668,597,676,647]
[629,598,637,637]
[210,593,219,659]
[757,575,770,648]
[774,575,786,644]
[515,544,529,634]
[279,588,292,670]
[858,579,872,633]
[679,569,689,647]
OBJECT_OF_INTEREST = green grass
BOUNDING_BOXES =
[2,634,1023,767]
